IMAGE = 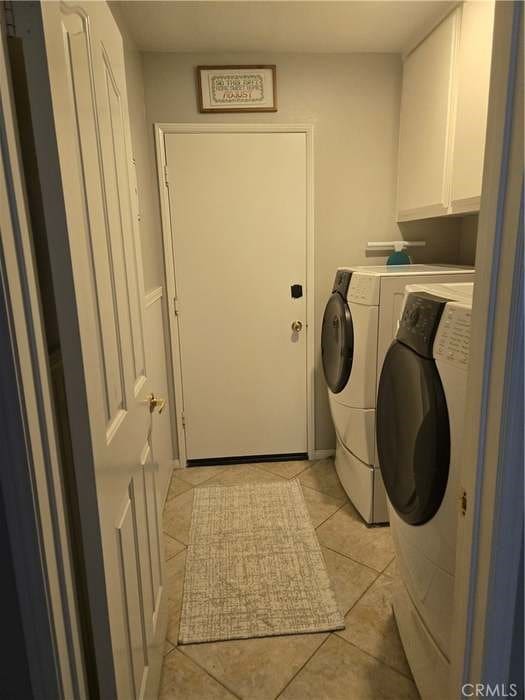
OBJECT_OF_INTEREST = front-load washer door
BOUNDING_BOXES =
[321,292,353,393]
[376,341,450,526]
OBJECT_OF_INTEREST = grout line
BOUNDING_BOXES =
[248,464,287,481]
[275,633,332,699]
[337,571,380,621]
[177,471,221,487]
[166,475,194,495]
[302,483,346,506]
[310,499,348,530]
[318,542,387,576]
[333,634,415,682]
[380,555,397,576]
[176,646,243,699]
[297,480,348,501]
[254,460,312,480]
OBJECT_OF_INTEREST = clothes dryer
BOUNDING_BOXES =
[376,282,474,700]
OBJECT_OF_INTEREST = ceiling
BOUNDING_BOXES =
[117,1,454,54]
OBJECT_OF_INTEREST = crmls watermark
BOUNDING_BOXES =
[462,683,520,697]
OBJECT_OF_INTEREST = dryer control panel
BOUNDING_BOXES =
[396,292,446,358]
[434,303,472,367]
[347,273,381,306]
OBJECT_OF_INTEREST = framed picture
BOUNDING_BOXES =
[197,65,277,113]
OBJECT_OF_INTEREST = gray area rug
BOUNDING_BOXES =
[178,478,344,644]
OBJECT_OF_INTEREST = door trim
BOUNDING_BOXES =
[155,123,315,466]
[450,1,523,694]
[0,7,87,696]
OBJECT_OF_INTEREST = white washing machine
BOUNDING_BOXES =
[321,265,475,524]
[376,282,474,700]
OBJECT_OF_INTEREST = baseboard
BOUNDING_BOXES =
[309,449,335,460]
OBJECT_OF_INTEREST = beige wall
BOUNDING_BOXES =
[122,51,165,290]
[141,51,470,450]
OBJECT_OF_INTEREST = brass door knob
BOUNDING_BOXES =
[291,320,303,332]
[148,393,166,414]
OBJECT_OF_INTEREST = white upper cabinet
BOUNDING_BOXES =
[450,1,495,213]
[397,2,495,222]
[397,9,460,220]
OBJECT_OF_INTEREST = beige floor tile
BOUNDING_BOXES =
[383,556,399,579]
[298,459,347,500]
[301,485,344,528]
[166,475,193,501]
[321,547,378,616]
[166,595,183,647]
[316,504,395,571]
[256,460,312,479]
[279,634,420,700]
[198,464,284,489]
[182,632,328,700]
[165,550,187,645]
[336,575,411,677]
[163,489,194,544]
[175,465,227,486]
[164,533,185,561]
[164,639,175,655]
[160,649,236,699]
[166,550,187,604]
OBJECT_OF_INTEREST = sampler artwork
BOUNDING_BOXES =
[197,65,277,112]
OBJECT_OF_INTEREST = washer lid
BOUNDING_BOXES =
[376,340,450,525]
[321,292,354,394]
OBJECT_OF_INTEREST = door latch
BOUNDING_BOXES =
[148,393,166,414]
[459,489,467,516]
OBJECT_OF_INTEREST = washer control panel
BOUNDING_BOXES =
[348,273,380,305]
[396,292,446,358]
[434,304,472,367]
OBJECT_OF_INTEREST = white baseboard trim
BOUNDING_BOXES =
[309,449,335,460]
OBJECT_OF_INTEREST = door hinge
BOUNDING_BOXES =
[4,2,16,37]
[173,297,180,315]
[181,412,186,429]
[164,165,170,187]
[460,489,467,516]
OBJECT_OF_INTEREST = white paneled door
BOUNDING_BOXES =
[164,131,309,460]
[38,2,165,697]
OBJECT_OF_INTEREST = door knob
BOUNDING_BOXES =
[148,393,166,414]
[291,320,303,332]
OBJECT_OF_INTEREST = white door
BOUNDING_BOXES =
[36,2,165,697]
[164,131,308,460]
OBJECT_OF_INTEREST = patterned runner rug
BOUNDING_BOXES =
[178,478,344,644]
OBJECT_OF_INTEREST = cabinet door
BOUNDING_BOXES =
[451,1,495,213]
[397,9,460,220]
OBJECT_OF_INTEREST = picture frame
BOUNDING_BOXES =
[197,65,277,113]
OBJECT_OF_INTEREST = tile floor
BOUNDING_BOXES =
[160,459,420,700]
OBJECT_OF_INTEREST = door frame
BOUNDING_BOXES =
[450,1,523,695]
[0,6,88,697]
[155,123,315,466]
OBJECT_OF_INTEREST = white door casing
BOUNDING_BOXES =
[23,2,166,697]
[157,125,315,462]
[0,8,86,695]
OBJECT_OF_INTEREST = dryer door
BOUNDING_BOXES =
[376,341,450,525]
[321,292,354,393]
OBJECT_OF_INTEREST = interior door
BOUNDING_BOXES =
[165,131,308,461]
[28,2,165,697]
